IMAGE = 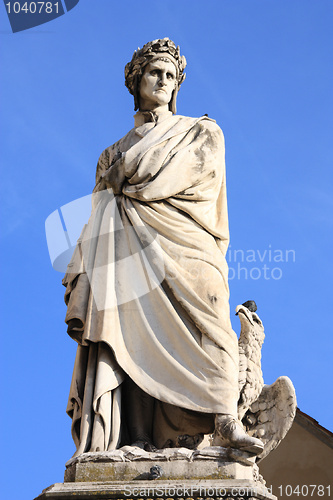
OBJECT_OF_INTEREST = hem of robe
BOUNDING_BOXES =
[67,337,238,418]
[66,342,124,455]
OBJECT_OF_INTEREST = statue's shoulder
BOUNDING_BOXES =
[176,114,223,136]
[199,115,223,135]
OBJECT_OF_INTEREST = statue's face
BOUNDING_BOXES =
[139,59,177,111]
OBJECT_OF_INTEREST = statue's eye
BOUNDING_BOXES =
[167,73,174,80]
[150,70,159,76]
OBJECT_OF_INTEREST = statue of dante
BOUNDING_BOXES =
[63,38,264,457]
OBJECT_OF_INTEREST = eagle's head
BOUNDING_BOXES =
[235,301,264,343]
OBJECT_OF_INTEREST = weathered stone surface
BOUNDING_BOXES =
[64,447,257,483]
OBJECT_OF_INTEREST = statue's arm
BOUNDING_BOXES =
[93,146,126,195]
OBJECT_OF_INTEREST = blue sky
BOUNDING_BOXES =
[0,1,332,499]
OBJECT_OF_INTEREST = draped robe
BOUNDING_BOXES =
[63,113,239,455]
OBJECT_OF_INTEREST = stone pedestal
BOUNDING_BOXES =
[35,447,277,500]
[36,479,275,500]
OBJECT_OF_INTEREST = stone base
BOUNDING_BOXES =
[64,447,258,482]
[36,479,276,500]
[35,447,276,500]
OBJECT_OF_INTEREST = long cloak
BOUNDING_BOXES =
[63,114,239,454]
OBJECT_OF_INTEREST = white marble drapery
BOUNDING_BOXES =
[63,114,239,454]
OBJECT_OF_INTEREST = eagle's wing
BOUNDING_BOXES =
[242,376,296,461]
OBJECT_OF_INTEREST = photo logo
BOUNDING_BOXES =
[45,191,295,309]
[3,0,79,33]
[227,245,296,281]
[45,191,166,310]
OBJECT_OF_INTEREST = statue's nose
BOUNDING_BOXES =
[158,75,167,86]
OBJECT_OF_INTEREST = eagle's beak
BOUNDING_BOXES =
[235,305,254,325]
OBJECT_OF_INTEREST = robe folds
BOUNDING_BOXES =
[63,114,239,455]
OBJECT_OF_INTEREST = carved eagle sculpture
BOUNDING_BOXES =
[236,301,297,461]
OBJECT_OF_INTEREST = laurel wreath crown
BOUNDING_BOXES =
[125,38,187,95]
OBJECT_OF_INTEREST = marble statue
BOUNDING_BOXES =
[62,38,295,461]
